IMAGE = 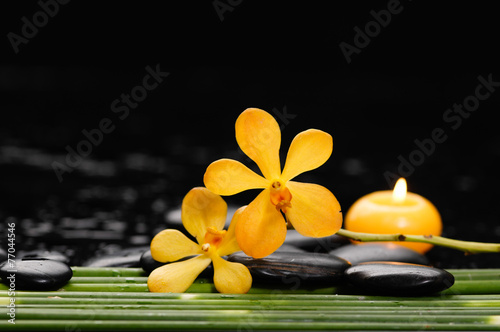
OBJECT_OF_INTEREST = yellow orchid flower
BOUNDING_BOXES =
[147,187,252,294]
[204,108,343,258]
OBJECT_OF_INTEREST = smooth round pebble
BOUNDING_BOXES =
[284,230,349,252]
[344,262,455,296]
[18,250,70,264]
[0,259,73,291]
[83,246,149,267]
[140,250,166,273]
[228,251,351,284]
[329,243,429,265]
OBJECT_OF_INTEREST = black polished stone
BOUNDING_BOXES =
[18,250,70,264]
[0,259,73,291]
[284,230,350,252]
[83,246,149,267]
[140,250,165,273]
[344,262,455,296]
[228,251,351,284]
[329,243,429,266]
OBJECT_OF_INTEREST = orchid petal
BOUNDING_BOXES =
[217,206,245,257]
[281,129,333,182]
[147,255,211,293]
[204,159,269,196]
[285,181,342,237]
[235,189,287,258]
[150,229,201,263]
[212,255,252,294]
[235,108,281,180]
[182,187,227,244]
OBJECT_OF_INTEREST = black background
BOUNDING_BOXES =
[0,1,499,268]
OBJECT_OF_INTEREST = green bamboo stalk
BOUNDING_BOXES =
[12,304,500,315]
[67,272,500,282]
[2,279,497,295]
[452,274,500,281]
[59,282,216,293]
[11,307,500,323]
[64,279,338,294]
[66,277,149,283]
[441,281,500,295]
[447,269,500,274]
[6,296,500,307]
[13,303,500,312]
[70,267,147,277]
[336,229,500,254]
[50,283,149,292]
[69,266,500,278]
[4,291,500,302]
[3,267,499,332]
[447,270,500,281]
[69,267,498,280]
[2,319,500,331]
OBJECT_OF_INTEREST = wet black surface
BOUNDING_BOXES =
[0,2,499,269]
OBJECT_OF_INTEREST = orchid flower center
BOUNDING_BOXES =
[202,227,226,252]
[270,180,292,213]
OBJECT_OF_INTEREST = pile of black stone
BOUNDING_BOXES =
[0,234,457,296]
[227,237,455,296]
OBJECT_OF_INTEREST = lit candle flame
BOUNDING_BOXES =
[392,178,407,203]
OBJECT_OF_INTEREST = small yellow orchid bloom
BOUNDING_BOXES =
[147,187,252,294]
[204,108,343,258]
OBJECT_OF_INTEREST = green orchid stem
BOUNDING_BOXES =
[336,229,500,254]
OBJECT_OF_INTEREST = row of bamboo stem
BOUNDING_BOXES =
[1,267,499,330]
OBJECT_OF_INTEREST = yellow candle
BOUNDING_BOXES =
[344,178,442,253]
